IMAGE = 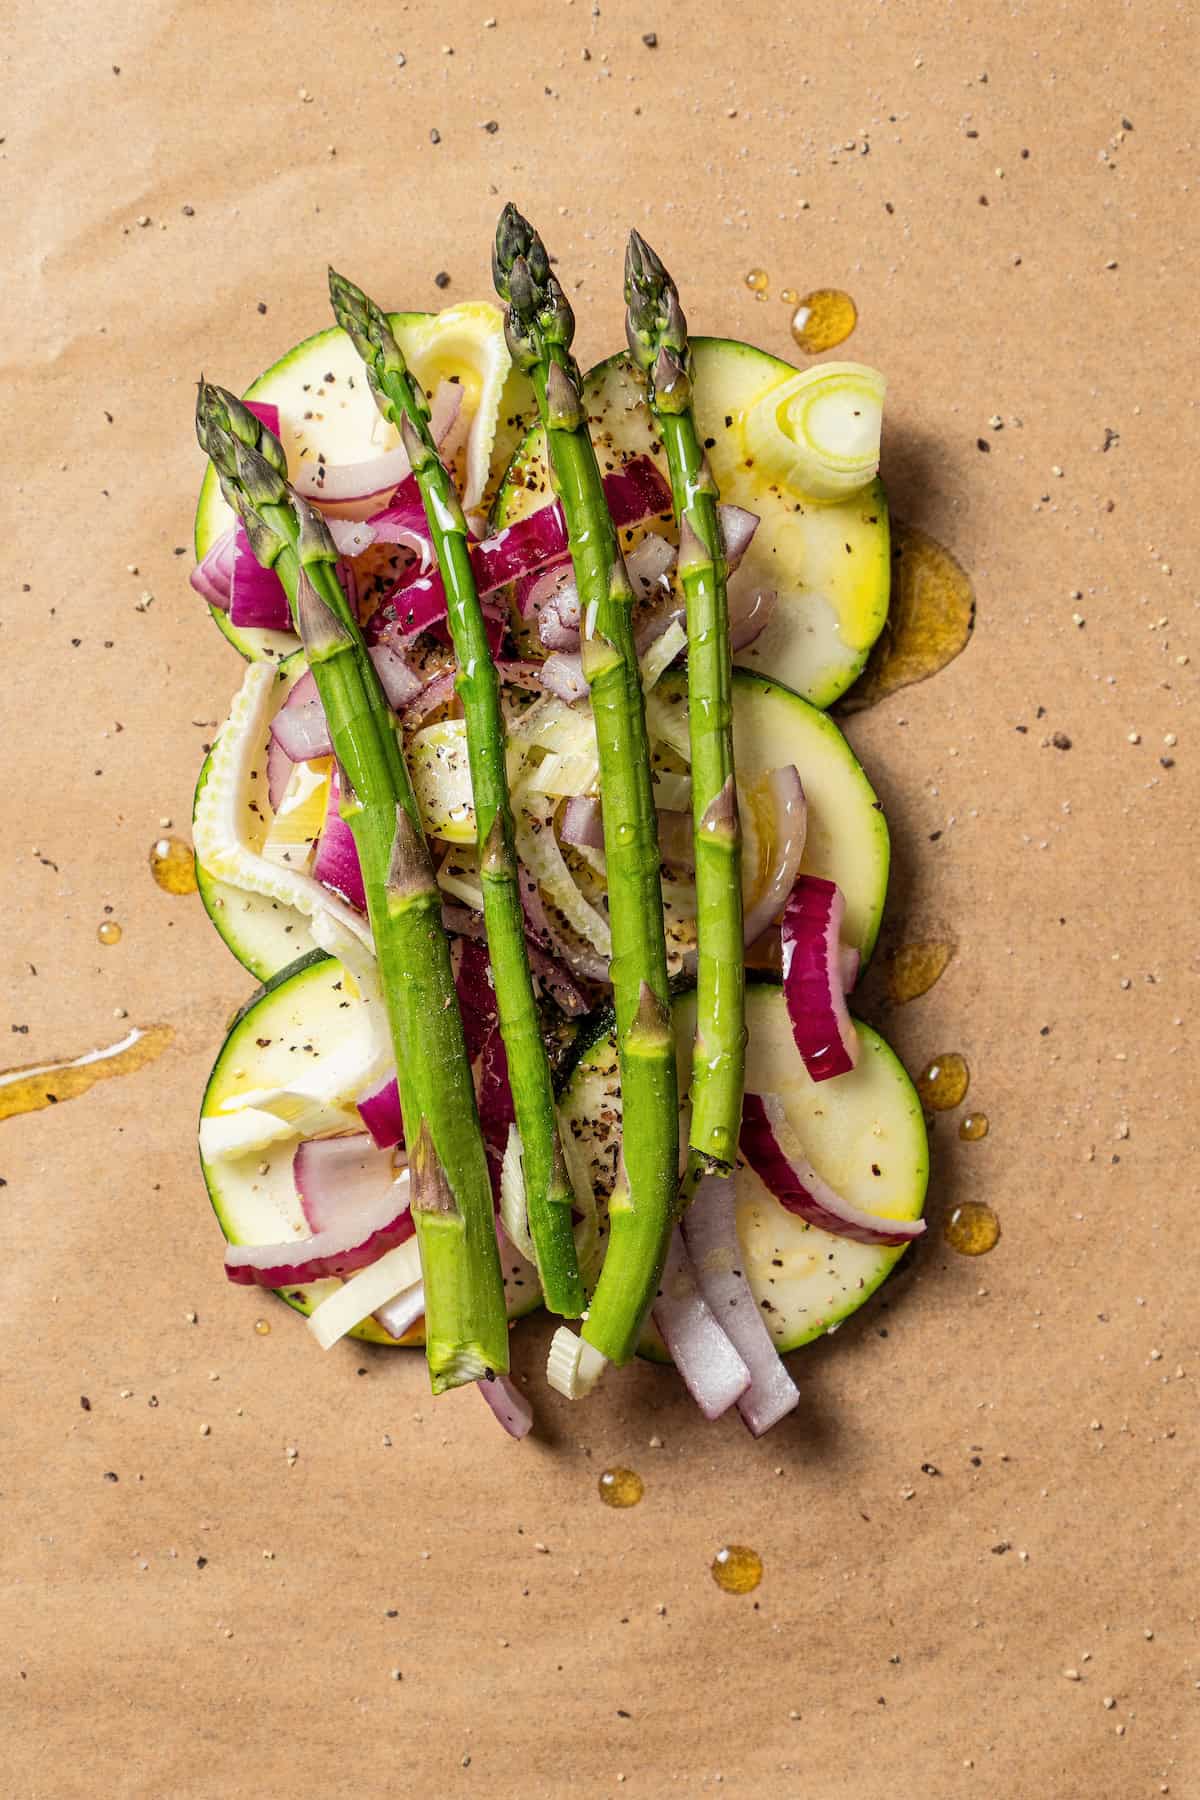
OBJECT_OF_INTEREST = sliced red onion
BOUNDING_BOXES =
[518,557,576,624]
[374,577,508,656]
[229,524,292,631]
[455,937,498,1063]
[290,388,460,509]
[538,604,583,652]
[680,1174,799,1437]
[742,766,807,948]
[368,642,424,710]
[246,400,280,437]
[840,945,861,994]
[781,877,858,1082]
[653,1225,752,1419]
[266,733,295,813]
[477,1373,533,1438]
[559,796,604,852]
[440,903,589,1017]
[371,456,672,639]
[540,652,588,703]
[518,860,609,985]
[356,1074,404,1150]
[313,769,366,911]
[402,668,458,724]
[374,1280,426,1342]
[729,583,777,651]
[224,1170,414,1286]
[293,1131,401,1232]
[367,475,435,567]
[269,669,333,761]
[326,516,378,557]
[741,1093,926,1247]
[190,525,238,610]
[654,809,695,873]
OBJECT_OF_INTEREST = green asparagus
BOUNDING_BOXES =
[326,268,585,1318]
[492,206,678,1365]
[196,382,509,1392]
[624,231,746,1189]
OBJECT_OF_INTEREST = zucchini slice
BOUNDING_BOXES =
[557,981,928,1358]
[493,339,890,709]
[199,951,543,1344]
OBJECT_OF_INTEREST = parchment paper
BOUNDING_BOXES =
[3,2,1195,1794]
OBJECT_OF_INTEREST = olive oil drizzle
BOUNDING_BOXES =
[0,1024,174,1122]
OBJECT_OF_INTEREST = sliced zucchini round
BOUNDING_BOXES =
[493,339,890,709]
[194,308,535,662]
[557,980,927,1359]
[199,951,543,1344]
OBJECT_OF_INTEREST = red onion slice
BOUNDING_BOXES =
[742,766,807,948]
[367,475,435,567]
[224,1168,415,1286]
[325,516,378,557]
[313,770,366,911]
[356,1074,405,1150]
[229,525,292,631]
[652,1225,752,1419]
[293,1131,401,1232]
[680,1174,799,1437]
[559,796,605,852]
[540,652,588,703]
[290,381,462,508]
[269,670,333,761]
[402,668,458,725]
[371,456,671,640]
[518,557,576,624]
[477,1373,534,1438]
[781,876,859,1082]
[740,1092,926,1247]
[728,583,777,651]
[368,642,424,710]
[719,503,760,567]
[190,525,238,610]
[266,733,295,813]
[440,904,589,1017]
[840,945,861,994]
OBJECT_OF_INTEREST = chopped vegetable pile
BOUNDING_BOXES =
[191,210,927,1437]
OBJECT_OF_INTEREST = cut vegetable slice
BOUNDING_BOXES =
[477,1374,534,1438]
[293,1131,400,1233]
[555,981,927,1357]
[223,1168,413,1286]
[781,876,858,1082]
[200,951,545,1345]
[307,1240,423,1350]
[740,1092,925,1247]
[493,339,890,708]
[652,1227,752,1420]
[680,1175,800,1436]
[193,306,515,661]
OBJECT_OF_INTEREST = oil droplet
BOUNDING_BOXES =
[0,1024,174,1123]
[598,1467,644,1508]
[744,267,769,292]
[839,522,975,715]
[945,1200,1000,1255]
[959,1112,989,1141]
[916,1052,969,1110]
[780,286,798,306]
[149,836,198,895]
[790,288,857,354]
[711,1544,763,1594]
[97,920,123,946]
[887,940,955,1005]
[254,1318,272,1336]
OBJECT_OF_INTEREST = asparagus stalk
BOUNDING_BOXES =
[492,206,678,1366]
[624,232,746,1188]
[196,382,509,1392]
[326,269,585,1319]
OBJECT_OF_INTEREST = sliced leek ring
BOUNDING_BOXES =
[741,361,885,503]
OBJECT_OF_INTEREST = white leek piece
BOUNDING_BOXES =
[743,362,885,503]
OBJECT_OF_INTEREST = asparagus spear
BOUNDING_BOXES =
[196,382,509,1392]
[326,269,585,1319]
[492,206,679,1366]
[624,231,746,1190]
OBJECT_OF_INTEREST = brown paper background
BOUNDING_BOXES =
[4,2,1195,1794]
